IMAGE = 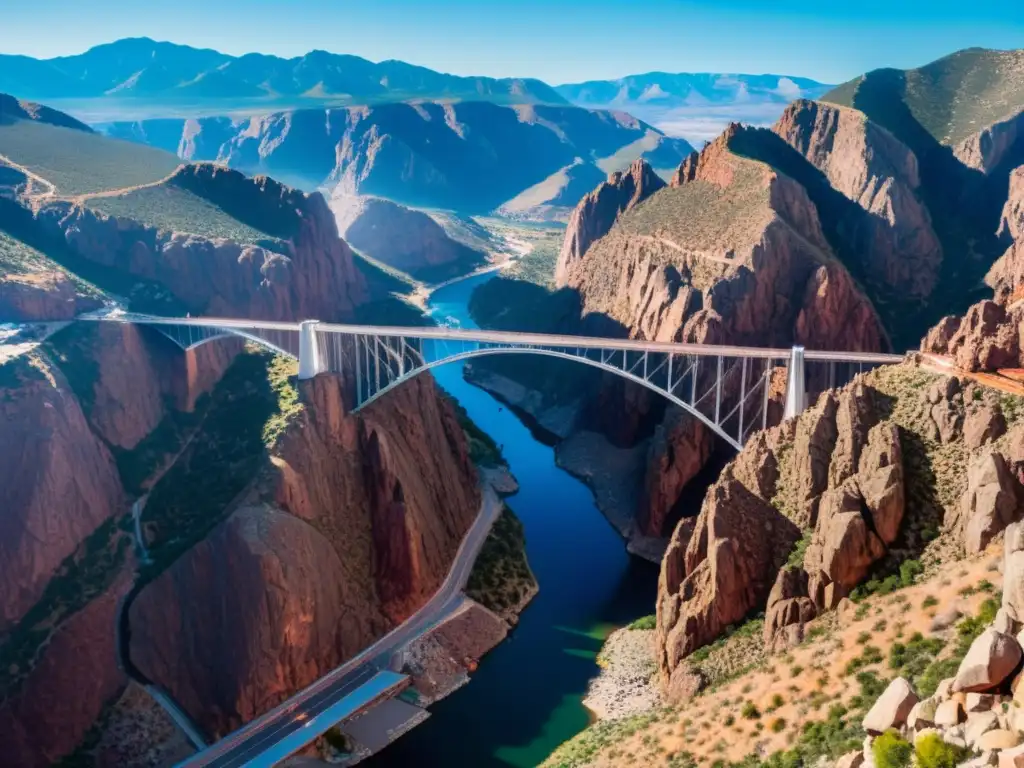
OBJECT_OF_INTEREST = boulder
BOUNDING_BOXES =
[980,730,1021,751]
[967,692,997,712]
[995,609,1017,636]
[965,406,1008,450]
[922,316,961,355]
[930,400,964,444]
[934,699,965,727]
[935,678,956,701]
[932,606,964,631]
[862,677,919,734]
[962,452,1024,556]
[1006,522,1024,623]
[836,750,865,768]
[907,697,938,730]
[1000,743,1024,768]
[763,567,817,651]
[966,711,1001,747]
[953,629,1024,693]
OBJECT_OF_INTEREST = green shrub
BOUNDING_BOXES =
[914,732,969,768]
[771,718,787,733]
[921,595,938,609]
[872,730,913,768]
[741,701,761,720]
[627,615,657,631]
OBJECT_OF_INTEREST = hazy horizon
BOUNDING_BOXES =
[1,0,1021,85]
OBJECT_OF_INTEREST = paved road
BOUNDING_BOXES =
[107,312,906,364]
[185,485,502,768]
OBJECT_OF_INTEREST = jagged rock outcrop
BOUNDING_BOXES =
[990,165,1024,300]
[0,353,125,629]
[129,372,480,737]
[923,300,1023,372]
[0,567,131,767]
[555,159,666,285]
[657,376,911,674]
[331,195,486,279]
[656,430,801,695]
[960,451,1024,555]
[565,125,886,352]
[34,164,367,321]
[772,99,942,298]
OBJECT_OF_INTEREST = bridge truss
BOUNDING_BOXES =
[101,315,903,451]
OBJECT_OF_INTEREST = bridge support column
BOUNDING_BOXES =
[783,345,806,420]
[298,320,323,380]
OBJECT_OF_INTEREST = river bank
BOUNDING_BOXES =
[583,626,662,722]
[365,266,660,768]
[463,364,670,562]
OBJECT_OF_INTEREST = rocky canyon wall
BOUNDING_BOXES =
[128,372,480,738]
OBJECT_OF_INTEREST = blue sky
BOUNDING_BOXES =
[1,0,1021,84]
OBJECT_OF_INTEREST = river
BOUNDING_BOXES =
[367,273,659,767]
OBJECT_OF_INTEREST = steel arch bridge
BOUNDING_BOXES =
[87,313,903,450]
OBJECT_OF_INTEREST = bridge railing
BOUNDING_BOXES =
[85,314,904,448]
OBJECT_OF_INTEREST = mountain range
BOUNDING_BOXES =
[0,37,566,109]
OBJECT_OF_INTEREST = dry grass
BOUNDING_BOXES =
[546,551,1002,768]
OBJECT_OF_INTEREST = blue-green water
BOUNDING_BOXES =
[367,274,658,767]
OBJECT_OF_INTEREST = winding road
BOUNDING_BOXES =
[185,484,503,768]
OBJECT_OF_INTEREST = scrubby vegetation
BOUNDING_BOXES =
[466,506,536,618]
[0,120,180,195]
[914,732,970,768]
[87,184,284,246]
[0,518,129,700]
[0,230,102,298]
[872,729,913,768]
[443,392,504,467]
[628,615,658,631]
[140,350,302,576]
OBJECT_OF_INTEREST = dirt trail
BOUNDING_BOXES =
[0,152,183,210]
[919,352,1024,396]
[635,234,742,266]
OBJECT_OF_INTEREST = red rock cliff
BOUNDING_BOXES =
[33,163,367,322]
[128,372,480,737]
[0,352,125,629]
[772,99,942,298]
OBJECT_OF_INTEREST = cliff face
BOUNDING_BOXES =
[331,195,486,280]
[129,372,480,737]
[953,110,1024,175]
[772,99,942,298]
[555,159,666,285]
[0,353,125,629]
[990,165,1024,299]
[0,567,131,768]
[566,126,886,353]
[33,164,367,321]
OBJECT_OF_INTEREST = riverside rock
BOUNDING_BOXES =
[657,462,800,692]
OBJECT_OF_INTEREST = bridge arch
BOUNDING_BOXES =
[87,315,901,451]
[356,345,761,450]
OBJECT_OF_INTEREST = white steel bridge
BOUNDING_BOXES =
[87,313,903,451]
